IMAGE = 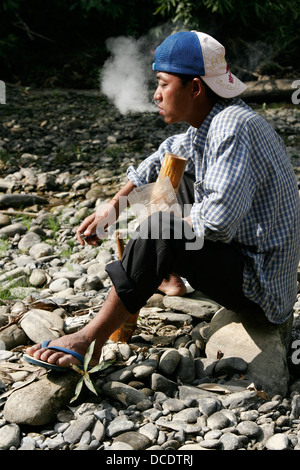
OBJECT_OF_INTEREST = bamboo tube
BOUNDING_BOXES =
[157,153,188,193]
[109,153,187,343]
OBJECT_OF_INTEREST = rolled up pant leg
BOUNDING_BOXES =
[105,211,253,315]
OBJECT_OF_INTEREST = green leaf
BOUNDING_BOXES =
[83,374,99,396]
[88,360,114,374]
[84,340,95,371]
[70,377,84,403]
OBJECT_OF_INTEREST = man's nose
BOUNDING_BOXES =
[153,88,162,101]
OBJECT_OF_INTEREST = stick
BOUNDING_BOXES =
[109,231,139,343]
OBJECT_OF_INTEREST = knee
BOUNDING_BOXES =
[138,211,177,240]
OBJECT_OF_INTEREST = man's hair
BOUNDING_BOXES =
[176,73,220,101]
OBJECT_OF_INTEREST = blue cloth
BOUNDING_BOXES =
[152,31,205,76]
[127,98,300,324]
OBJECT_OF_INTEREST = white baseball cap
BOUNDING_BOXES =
[153,31,247,98]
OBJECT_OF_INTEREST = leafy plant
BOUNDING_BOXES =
[70,340,113,403]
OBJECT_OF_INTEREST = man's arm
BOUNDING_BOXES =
[76,180,135,246]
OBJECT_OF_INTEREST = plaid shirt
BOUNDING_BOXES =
[127,98,300,324]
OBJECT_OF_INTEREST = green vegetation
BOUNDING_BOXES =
[70,340,113,403]
[0,1,298,88]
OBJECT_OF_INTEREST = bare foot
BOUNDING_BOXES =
[157,273,187,296]
[25,331,102,368]
[25,286,131,369]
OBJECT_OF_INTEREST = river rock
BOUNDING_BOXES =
[102,381,152,411]
[49,278,71,292]
[29,268,47,286]
[3,372,79,426]
[158,348,181,375]
[265,433,290,450]
[0,193,47,208]
[20,308,65,343]
[175,347,195,383]
[18,231,41,251]
[29,242,54,259]
[0,423,21,450]
[163,293,220,319]
[0,324,27,349]
[0,213,11,227]
[0,222,27,237]
[205,307,293,397]
[113,431,151,450]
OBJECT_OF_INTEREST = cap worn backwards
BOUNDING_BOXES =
[152,31,247,99]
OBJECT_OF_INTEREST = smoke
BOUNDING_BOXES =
[100,24,180,115]
[100,35,157,115]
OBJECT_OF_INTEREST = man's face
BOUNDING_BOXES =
[153,72,193,124]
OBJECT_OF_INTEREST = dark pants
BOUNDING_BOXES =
[106,175,262,315]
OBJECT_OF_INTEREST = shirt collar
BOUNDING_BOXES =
[192,98,242,150]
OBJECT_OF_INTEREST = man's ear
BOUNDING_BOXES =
[192,78,202,98]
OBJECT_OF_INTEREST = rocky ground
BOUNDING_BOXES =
[0,85,299,451]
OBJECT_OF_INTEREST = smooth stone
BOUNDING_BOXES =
[0,324,27,349]
[265,433,290,450]
[194,357,217,379]
[29,268,47,287]
[207,411,231,430]
[221,390,262,410]
[73,275,103,292]
[0,193,47,208]
[214,356,248,376]
[18,232,41,251]
[132,358,158,379]
[29,242,54,259]
[155,417,201,434]
[178,444,209,450]
[102,381,152,411]
[199,439,220,449]
[3,372,78,426]
[49,278,71,292]
[236,420,261,438]
[106,416,135,438]
[0,423,21,450]
[113,431,151,450]
[162,398,186,413]
[173,407,200,423]
[109,442,134,450]
[219,432,242,450]
[139,422,159,443]
[63,415,95,444]
[198,397,222,416]
[205,307,293,397]
[158,348,181,376]
[176,347,195,383]
[20,308,65,343]
[150,373,178,397]
[163,294,219,319]
[0,223,27,237]
[0,213,11,227]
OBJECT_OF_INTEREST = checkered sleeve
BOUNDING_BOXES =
[126,129,196,186]
[191,130,255,242]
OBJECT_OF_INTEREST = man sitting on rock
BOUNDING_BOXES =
[26,31,300,373]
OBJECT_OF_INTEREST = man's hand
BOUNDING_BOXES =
[76,203,117,246]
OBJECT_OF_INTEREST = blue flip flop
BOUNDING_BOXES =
[23,340,86,372]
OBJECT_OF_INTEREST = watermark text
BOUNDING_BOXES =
[291,80,300,105]
[0,81,6,104]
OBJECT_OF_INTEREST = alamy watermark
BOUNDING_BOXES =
[0,81,6,104]
[292,80,300,105]
[291,339,300,365]
[90,198,204,251]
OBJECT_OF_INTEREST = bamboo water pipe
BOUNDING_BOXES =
[109,153,187,343]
